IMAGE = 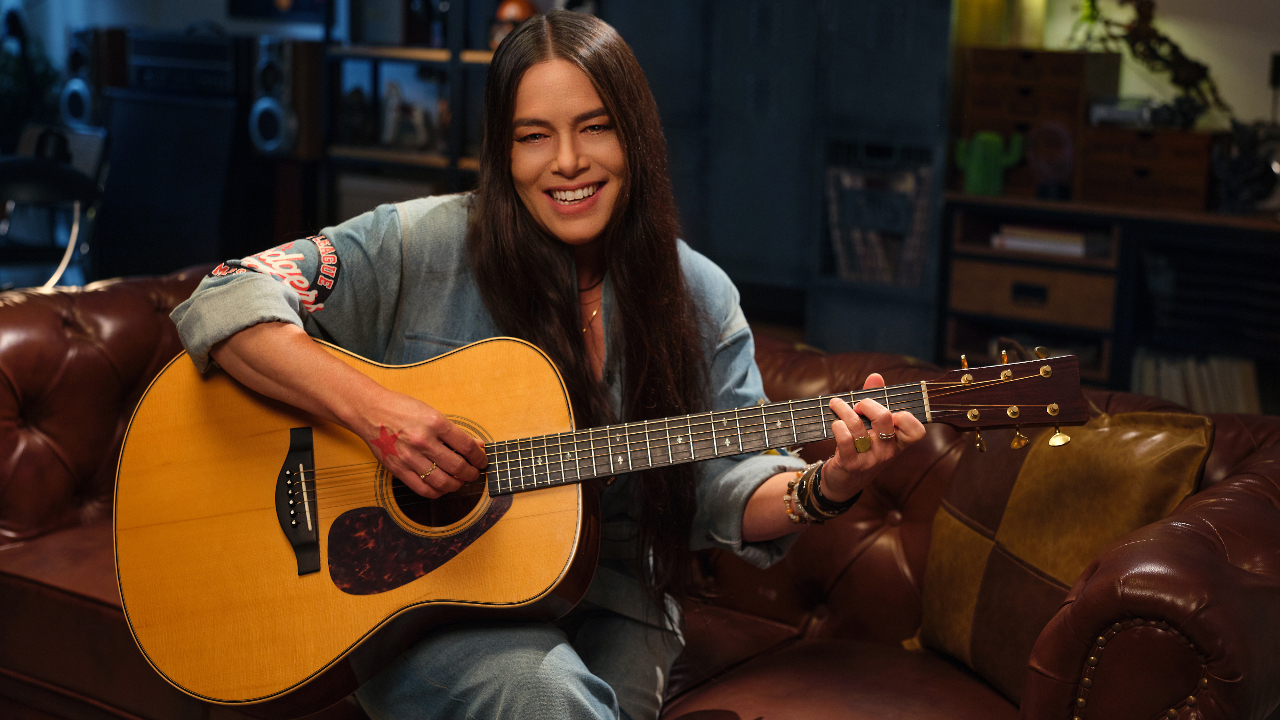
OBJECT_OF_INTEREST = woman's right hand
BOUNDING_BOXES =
[211,322,487,499]
[353,388,488,498]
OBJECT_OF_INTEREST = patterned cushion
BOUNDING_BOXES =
[918,411,1213,704]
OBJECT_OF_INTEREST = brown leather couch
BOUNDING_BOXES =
[1,269,1277,720]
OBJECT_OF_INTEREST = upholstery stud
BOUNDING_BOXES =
[1187,695,1197,706]
[1081,678,1092,688]
[1076,697,1086,708]
[1166,710,1177,719]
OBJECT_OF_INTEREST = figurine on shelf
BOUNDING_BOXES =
[955,131,1023,196]
[489,0,537,51]
[381,81,432,150]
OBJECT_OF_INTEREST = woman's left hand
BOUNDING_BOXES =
[819,372,928,502]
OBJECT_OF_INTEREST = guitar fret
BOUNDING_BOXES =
[734,407,744,452]
[643,419,652,469]
[761,404,769,447]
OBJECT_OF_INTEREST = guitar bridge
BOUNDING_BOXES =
[275,427,320,575]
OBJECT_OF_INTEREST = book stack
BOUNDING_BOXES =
[1130,349,1263,414]
[989,224,1088,258]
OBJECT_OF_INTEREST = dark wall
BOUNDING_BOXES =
[605,0,954,359]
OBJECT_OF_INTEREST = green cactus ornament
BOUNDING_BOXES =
[955,132,1023,196]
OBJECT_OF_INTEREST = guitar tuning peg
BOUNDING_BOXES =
[1048,425,1072,447]
[1034,346,1048,360]
[961,354,969,370]
[1001,350,1008,364]
[974,428,987,452]
[1010,427,1029,450]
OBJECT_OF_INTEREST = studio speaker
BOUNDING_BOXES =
[60,28,127,129]
[248,37,323,160]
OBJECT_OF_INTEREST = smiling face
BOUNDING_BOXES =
[510,58,626,250]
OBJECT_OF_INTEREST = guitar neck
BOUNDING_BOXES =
[486,381,930,496]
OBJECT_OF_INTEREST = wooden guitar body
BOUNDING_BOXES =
[114,338,599,718]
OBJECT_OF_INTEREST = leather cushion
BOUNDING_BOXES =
[661,639,1016,720]
[918,411,1213,705]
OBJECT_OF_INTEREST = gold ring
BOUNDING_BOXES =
[878,432,897,441]
[419,462,437,480]
[854,436,872,453]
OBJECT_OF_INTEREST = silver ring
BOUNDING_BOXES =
[878,432,897,441]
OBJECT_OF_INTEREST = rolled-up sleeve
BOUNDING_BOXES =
[170,204,405,372]
[684,247,805,567]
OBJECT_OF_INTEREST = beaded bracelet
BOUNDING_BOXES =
[809,461,861,516]
[784,462,826,524]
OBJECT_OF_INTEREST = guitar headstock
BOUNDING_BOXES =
[924,354,1089,431]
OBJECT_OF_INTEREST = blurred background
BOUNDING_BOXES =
[1,0,1278,413]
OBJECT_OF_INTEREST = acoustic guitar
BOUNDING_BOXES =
[113,338,1087,718]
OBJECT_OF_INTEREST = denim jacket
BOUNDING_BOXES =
[171,193,803,627]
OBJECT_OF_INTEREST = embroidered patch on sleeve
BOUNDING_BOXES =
[217,235,342,313]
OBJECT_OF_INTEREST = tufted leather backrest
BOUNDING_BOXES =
[0,267,211,544]
[691,343,1207,648]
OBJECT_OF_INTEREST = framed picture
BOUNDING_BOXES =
[228,0,326,23]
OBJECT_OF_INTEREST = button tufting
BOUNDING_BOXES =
[1187,696,1197,707]
[1082,678,1093,689]
[885,510,902,526]
[1199,677,1208,688]
[1167,711,1177,719]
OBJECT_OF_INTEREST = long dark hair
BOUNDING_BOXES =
[467,11,707,609]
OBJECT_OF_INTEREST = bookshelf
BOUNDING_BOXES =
[942,192,1280,413]
[321,4,497,224]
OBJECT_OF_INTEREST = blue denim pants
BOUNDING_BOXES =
[355,606,684,720]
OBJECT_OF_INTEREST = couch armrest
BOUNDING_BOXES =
[1022,464,1280,720]
[0,265,212,544]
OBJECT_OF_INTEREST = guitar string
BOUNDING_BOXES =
[295,373,1043,516]
[308,406,984,519]
[300,401,998,510]
[310,401,939,515]
[306,396,941,507]
[307,408,877,510]
[298,392,927,490]
[305,398,930,509]
[294,386,930,483]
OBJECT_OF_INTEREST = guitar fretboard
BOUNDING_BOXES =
[485,382,930,496]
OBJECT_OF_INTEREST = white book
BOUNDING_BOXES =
[990,234,1087,257]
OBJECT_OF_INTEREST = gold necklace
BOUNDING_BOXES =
[581,299,600,333]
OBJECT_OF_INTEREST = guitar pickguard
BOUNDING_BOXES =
[327,495,512,595]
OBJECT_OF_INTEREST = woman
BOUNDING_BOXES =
[171,11,924,720]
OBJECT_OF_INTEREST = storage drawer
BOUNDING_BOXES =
[949,258,1115,331]
[963,82,1086,125]
[1080,127,1216,171]
[963,48,1120,92]
[1076,161,1210,211]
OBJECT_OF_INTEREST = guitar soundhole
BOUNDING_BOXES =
[390,475,483,528]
